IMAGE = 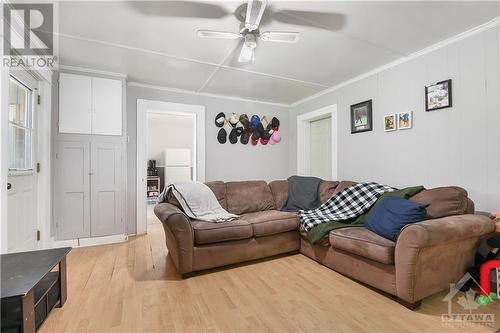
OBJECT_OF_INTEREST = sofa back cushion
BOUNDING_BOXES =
[205,181,227,210]
[268,180,340,209]
[319,181,340,204]
[410,186,470,219]
[269,180,288,210]
[226,181,276,214]
[332,181,356,196]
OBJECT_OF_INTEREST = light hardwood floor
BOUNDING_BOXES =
[40,210,500,333]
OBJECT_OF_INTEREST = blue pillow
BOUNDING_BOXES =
[365,196,428,241]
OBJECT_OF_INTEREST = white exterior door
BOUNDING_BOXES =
[6,75,38,252]
[310,117,332,180]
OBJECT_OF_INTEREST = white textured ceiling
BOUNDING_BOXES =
[58,1,500,105]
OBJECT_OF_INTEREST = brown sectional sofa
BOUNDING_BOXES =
[154,179,494,308]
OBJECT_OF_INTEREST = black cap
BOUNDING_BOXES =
[240,130,250,144]
[271,117,280,129]
[215,112,225,128]
[217,128,227,144]
[229,128,238,144]
[256,122,265,136]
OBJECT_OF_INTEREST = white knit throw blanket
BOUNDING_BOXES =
[159,181,238,223]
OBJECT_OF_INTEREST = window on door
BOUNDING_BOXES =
[8,77,34,171]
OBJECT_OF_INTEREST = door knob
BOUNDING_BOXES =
[7,183,11,190]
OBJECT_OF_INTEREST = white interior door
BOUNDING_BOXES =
[6,75,38,252]
[310,117,332,180]
[90,142,125,237]
[55,141,91,240]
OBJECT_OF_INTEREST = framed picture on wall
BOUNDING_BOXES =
[425,79,452,111]
[398,111,413,130]
[350,100,373,134]
[384,114,397,132]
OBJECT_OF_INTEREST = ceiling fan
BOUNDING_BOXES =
[129,1,345,63]
[197,0,300,63]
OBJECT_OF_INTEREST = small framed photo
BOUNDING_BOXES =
[384,114,397,132]
[425,79,452,111]
[350,100,372,134]
[398,111,413,130]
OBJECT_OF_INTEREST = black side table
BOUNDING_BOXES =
[1,247,71,332]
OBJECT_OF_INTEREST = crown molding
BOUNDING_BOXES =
[59,65,127,79]
[290,16,500,107]
[127,82,290,107]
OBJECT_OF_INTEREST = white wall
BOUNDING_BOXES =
[147,113,194,166]
[290,25,500,213]
[127,85,290,233]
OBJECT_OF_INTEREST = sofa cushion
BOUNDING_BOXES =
[332,181,356,197]
[205,181,227,210]
[365,197,428,241]
[241,210,298,237]
[300,227,331,247]
[319,180,340,204]
[269,180,288,210]
[329,227,396,265]
[191,219,253,245]
[410,186,469,219]
[226,181,276,214]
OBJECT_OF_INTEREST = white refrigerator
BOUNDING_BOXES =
[163,149,193,185]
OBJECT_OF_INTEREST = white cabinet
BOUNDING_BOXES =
[59,73,92,134]
[92,77,123,135]
[59,73,123,136]
[55,140,125,240]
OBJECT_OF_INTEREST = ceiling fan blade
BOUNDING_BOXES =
[260,31,300,43]
[128,1,230,19]
[238,43,255,63]
[245,0,267,31]
[271,10,346,31]
[197,30,242,40]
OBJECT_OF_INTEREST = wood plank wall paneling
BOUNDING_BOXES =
[290,25,500,212]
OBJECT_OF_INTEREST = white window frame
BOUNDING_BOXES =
[8,75,37,176]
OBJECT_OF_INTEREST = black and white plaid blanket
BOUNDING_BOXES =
[299,182,394,231]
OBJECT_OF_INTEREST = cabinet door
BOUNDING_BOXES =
[90,142,125,237]
[55,141,91,239]
[59,73,92,134]
[92,77,122,136]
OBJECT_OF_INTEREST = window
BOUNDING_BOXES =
[8,76,34,171]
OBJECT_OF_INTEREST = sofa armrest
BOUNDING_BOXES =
[395,214,494,303]
[154,203,194,274]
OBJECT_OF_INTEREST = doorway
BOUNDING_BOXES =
[6,73,39,252]
[297,104,338,180]
[146,112,196,228]
[136,99,205,235]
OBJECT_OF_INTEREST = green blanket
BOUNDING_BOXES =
[307,186,425,244]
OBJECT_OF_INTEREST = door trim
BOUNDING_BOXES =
[297,104,338,180]
[136,99,205,235]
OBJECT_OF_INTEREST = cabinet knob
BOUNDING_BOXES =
[7,183,11,190]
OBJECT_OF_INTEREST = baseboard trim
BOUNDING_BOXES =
[78,234,128,247]
[52,234,128,249]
